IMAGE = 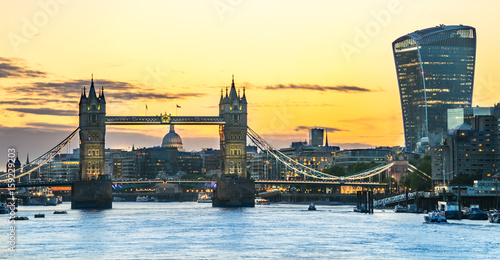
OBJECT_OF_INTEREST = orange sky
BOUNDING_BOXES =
[1,0,499,159]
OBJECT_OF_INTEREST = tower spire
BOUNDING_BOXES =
[89,74,97,99]
[229,75,237,99]
[325,131,329,147]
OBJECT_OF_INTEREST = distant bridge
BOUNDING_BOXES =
[0,179,388,189]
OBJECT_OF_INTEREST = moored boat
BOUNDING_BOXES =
[11,216,29,220]
[437,201,461,219]
[136,196,150,202]
[394,205,407,213]
[467,205,488,220]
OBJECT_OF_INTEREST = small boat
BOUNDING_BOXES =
[488,210,500,223]
[353,203,368,212]
[0,203,12,214]
[255,198,270,205]
[54,211,67,214]
[113,196,126,202]
[424,211,447,223]
[136,196,150,202]
[197,192,212,203]
[308,203,316,210]
[34,213,45,218]
[394,205,407,213]
[467,205,488,220]
[437,201,461,219]
[11,216,29,220]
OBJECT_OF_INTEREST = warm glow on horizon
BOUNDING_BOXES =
[1,0,500,158]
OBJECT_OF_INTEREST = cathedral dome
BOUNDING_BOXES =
[162,125,183,149]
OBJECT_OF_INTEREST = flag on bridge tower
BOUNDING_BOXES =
[176,104,181,116]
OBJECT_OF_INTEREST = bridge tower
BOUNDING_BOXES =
[213,76,254,207]
[72,76,112,209]
[78,76,106,180]
[219,75,248,178]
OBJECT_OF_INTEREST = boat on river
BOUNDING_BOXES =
[136,196,150,202]
[255,198,270,205]
[466,205,488,220]
[197,192,212,203]
[394,205,407,213]
[308,203,316,210]
[0,203,12,214]
[488,210,500,223]
[437,201,461,219]
[353,204,368,213]
[424,211,447,223]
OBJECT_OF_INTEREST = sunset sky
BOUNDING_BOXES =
[1,0,500,161]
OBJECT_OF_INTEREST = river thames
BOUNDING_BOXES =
[1,202,500,259]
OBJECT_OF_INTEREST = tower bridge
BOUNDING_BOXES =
[1,75,429,209]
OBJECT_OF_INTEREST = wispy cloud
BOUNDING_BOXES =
[0,57,47,78]
[5,108,77,116]
[0,101,39,106]
[9,79,206,102]
[26,122,77,130]
[0,98,74,106]
[294,125,344,133]
[265,84,372,93]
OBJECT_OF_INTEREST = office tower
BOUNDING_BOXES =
[393,25,476,152]
[309,128,324,147]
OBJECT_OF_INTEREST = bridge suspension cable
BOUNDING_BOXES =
[407,164,431,180]
[0,127,80,182]
[247,127,393,181]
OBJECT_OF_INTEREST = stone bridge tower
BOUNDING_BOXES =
[214,76,254,207]
[219,76,248,179]
[73,76,111,210]
[78,76,106,181]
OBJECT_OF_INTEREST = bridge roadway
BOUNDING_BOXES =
[0,179,387,189]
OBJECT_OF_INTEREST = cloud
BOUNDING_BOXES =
[0,98,74,106]
[294,125,344,133]
[265,84,371,93]
[26,122,77,131]
[0,57,47,78]
[9,79,206,102]
[5,108,77,116]
[0,101,39,106]
[250,102,335,108]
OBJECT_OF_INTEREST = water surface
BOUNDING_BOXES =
[1,202,499,259]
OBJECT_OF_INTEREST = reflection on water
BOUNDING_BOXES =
[1,202,500,259]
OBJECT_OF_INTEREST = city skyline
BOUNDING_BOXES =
[1,1,500,159]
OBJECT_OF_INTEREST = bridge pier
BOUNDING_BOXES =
[71,180,112,209]
[212,176,255,207]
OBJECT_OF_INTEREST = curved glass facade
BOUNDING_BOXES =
[393,25,476,152]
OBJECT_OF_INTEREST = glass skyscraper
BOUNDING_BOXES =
[393,25,476,152]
